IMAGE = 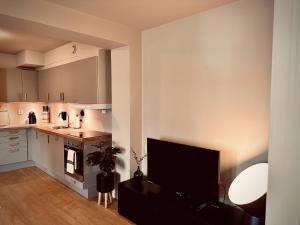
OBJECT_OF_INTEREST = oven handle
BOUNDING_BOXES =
[64,146,82,152]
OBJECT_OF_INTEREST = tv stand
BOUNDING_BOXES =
[118,178,245,225]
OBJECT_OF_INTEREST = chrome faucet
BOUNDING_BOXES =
[58,111,71,128]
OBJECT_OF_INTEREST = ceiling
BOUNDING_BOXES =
[0,25,67,54]
[44,0,236,30]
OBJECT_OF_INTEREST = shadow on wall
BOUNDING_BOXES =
[114,150,126,198]
[114,146,126,198]
[220,150,268,204]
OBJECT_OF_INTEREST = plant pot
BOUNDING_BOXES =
[97,172,115,193]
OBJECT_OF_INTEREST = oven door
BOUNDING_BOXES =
[64,145,84,182]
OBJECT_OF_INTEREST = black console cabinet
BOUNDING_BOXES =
[118,178,245,225]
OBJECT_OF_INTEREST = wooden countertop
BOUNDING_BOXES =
[0,123,111,142]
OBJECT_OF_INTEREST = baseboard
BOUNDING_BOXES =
[0,160,35,173]
[34,163,90,199]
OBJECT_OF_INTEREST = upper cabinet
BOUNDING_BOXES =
[2,68,22,102]
[0,68,38,102]
[61,56,98,104]
[38,66,63,102]
[0,43,111,105]
[21,70,38,102]
[38,50,111,104]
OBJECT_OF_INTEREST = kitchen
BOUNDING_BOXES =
[0,36,114,199]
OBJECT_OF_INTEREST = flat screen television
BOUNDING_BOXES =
[147,138,220,203]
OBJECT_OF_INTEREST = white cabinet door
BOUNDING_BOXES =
[28,129,36,161]
[1,69,38,102]
[38,68,63,103]
[21,70,38,102]
[62,56,98,104]
[6,68,22,102]
[38,132,50,171]
[29,131,65,178]
[29,129,44,165]
[48,135,64,178]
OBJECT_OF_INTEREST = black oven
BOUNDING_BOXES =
[64,138,84,182]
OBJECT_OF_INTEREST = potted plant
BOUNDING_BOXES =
[86,141,121,193]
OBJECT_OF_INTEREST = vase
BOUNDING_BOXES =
[134,166,143,180]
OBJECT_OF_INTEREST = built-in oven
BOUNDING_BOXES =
[64,138,84,182]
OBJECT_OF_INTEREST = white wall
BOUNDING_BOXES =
[266,0,300,224]
[142,0,273,189]
[111,46,131,182]
[42,42,101,70]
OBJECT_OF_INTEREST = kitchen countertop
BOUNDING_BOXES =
[0,123,111,142]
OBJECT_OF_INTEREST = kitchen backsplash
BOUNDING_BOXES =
[0,102,112,133]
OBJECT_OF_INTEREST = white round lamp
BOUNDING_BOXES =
[228,163,268,225]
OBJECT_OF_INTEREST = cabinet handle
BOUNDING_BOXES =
[47,135,50,144]
[36,131,38,140]
[72,44,77,54]
[9,137,19,140]
[9,130,19,135]
[9,148,20,153]
[24,93,27,102]
[10,143,19,147]
[47,93,50,102]
[62,93,65,102]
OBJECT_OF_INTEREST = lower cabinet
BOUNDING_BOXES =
[48,134,64,178]
[28,129,40,162]
[28,130,64,179]
[0,129,27,165]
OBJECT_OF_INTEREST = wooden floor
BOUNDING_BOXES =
[0,167,134,225]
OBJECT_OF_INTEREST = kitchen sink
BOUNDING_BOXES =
[52,125,69,130]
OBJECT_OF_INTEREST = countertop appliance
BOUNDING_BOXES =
[28,112,37,124]
[42,106,50,123]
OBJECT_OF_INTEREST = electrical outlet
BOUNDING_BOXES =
[18,109,23,115]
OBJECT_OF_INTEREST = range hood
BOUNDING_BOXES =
[16,50,44,68]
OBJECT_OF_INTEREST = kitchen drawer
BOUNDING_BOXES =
[0,145,27,165]
[0,135,27,144]
[65,174,86,190]
[0,129,26,137]
[0,141,27,152]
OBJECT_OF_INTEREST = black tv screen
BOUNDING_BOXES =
[147,138,220,203]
